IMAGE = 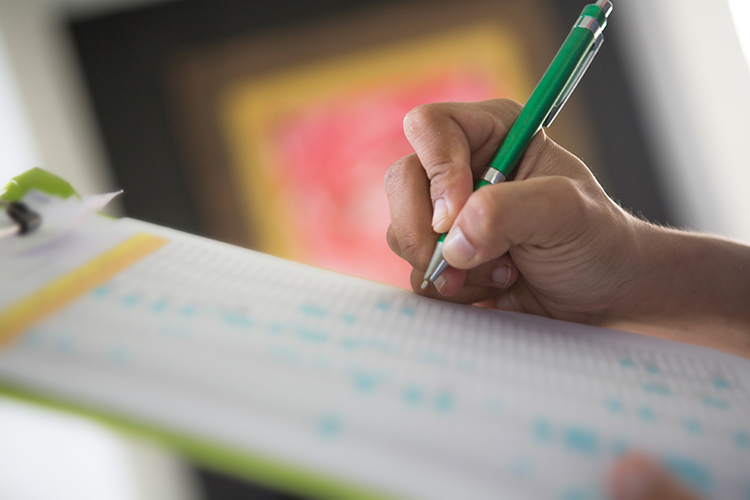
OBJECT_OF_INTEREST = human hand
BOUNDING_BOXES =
[609,454,703,500]
[384,99,643,327]
[384,100,746,500]
[384,99,750,356]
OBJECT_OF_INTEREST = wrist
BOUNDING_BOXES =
[606,221,750,358]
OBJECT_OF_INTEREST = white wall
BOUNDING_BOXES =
[616,0,750,242]
[3,0,749,238]
[0,397,199,500]
[0,0,120,208]
[0,4,196,499]
[728,0,750,63]
[0,0,177,200]
[0,31,39,183]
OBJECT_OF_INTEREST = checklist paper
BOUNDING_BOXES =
[0,218,748,500]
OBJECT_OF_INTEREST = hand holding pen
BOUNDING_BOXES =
[419,0,613,290]
[420,0,612,290]
[383,2,750,359]
[385,98,632,323]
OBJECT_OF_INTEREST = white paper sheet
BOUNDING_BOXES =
[0,218,748,500]
[0,189,121,257]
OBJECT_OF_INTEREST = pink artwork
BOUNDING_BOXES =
[274,68,500,288]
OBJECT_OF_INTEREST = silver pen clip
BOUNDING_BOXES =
[543,15,605,128]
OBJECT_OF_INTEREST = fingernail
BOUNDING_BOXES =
[432,198,449,232]
[495,294,514,311]
[434,275,448,294]
[443,226,476,263]
[493,265,512,287]
[617,461,660,500]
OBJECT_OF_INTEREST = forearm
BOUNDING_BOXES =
[608,221,750,358]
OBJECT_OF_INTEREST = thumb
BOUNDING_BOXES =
[441,175,590,269]
[609,454,704,500]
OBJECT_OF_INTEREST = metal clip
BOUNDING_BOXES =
[0,200,41,239]
[543,15,604,128]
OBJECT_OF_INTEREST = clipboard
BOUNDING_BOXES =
[1,169,748,500]
[0,168,73,238]
[0,169,380,499]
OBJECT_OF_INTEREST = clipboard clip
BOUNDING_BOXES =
[543,15,605,128]
[0,200,41,239]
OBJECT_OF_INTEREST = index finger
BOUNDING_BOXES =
[402,99,523,233]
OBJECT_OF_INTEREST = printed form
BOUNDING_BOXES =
[0,217,748,500]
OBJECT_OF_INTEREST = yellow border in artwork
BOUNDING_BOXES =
[219,23,532,260]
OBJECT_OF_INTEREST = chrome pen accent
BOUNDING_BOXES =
[421,238,450,290]
[481,167,506,185]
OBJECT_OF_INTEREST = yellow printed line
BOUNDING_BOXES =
[0,233,168,346]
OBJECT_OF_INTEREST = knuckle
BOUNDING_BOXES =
[383,156,410,194]
[426,157,470,203]
[398,235,424,265]
[487,98,523,124]
[403,103,440,134]
[386,225,400,254]
[385,222,423,266]
[426,159,455,186]
[497,97,523,114]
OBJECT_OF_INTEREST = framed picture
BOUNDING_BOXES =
[166,0,598,288]
[71,0,667,289]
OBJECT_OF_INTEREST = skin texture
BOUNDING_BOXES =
[384,99,750,500]
[384,99,750,358]
[608,454,702,500]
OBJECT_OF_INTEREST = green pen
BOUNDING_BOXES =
[421,0,613,290]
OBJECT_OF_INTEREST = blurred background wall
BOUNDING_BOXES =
[2,0,749,264]
[1,0,749,499]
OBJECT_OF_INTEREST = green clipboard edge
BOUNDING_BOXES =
[0,167,396,500]
[0,381,394,500]
[0,167,79,202]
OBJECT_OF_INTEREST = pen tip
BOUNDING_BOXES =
[420,279,430,290]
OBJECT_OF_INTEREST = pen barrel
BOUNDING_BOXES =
[486,26,597,178]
